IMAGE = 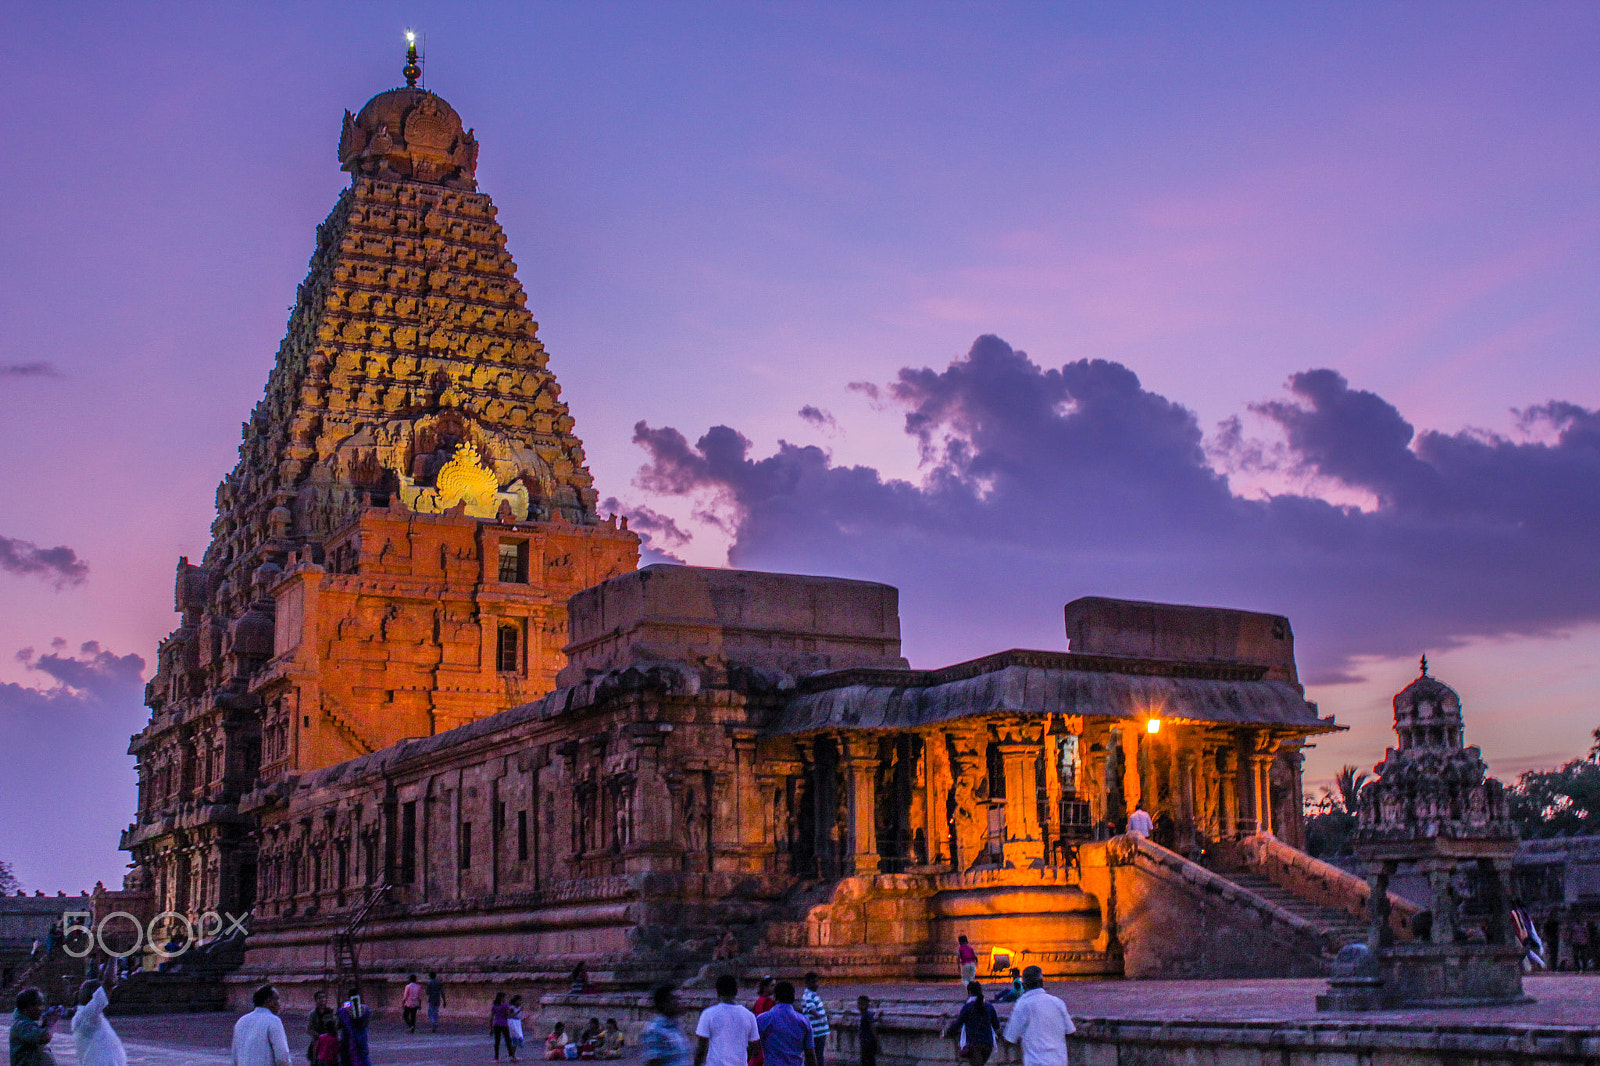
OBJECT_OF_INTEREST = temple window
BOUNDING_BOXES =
[517,810,529,861]
[496,623,522,673]
[497,541,528,583]
[458,822,473,869]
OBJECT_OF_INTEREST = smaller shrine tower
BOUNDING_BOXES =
[1323,659,1526,1008]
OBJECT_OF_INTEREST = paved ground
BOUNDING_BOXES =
[44,972,1600,1064]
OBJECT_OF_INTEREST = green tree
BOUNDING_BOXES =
[1509,728,1600,838]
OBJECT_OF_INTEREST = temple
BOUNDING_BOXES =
[114,58,1383,1009]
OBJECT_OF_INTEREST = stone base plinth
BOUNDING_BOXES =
[1319,942,1530,1011]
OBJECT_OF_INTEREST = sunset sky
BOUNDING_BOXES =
[4,3,1600,891]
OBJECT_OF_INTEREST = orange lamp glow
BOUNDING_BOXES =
[1146,718,1162,734]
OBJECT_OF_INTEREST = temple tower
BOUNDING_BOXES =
[124,54,638,926]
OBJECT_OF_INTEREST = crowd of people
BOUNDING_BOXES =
[7,934,1075,1066]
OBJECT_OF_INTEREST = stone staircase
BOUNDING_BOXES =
[1219,870,1370,948]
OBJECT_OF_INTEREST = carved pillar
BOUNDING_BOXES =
[722,727,764,872]
[1042,729,1063,866]
[923,731,952,868]
[997,737,1044,867]
[622,725,679,873]
[842,738,880,876]
[1219,746,1240,838]
[1251,734,1280,835]
[1367,861,1395,950]
[1421,858,1458,944]
[1120,726,1141,819]
[1178,749,1197,854]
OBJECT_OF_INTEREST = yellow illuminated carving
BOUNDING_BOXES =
[434,442,498,514]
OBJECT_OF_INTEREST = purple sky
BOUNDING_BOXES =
[4,3,1600,892]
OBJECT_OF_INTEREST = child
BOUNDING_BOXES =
[995,968,1023,1003]
[856,995,878,1066]
[506,995,525,1061]
[311,1031,340,1066]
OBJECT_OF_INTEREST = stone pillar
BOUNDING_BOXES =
[722,728,764,872]
[1422,858,1458,944]
[622,726,680,874]
[1249,754,1273,835]
[997,739,1044,867]
[1178,749,1197,853]
[1122,726,1142,817]
[923,732,951,868]
[1219,746,1241,838]
[1042,731,1063,866]
[843,739,881,876]
[1367,861,1395,950]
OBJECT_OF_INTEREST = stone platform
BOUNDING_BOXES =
[51,973,1600,1065]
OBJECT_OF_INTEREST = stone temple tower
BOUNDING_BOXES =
[123,53,639,925]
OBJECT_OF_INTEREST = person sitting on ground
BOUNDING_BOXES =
[943,981,999,1066]
[570,962,591,994]
[694,975,759,1066]
[994,968,1023,1003]
[599,1019,625,1060]
[579,1018,602,1059]
[546,1021,568,1061]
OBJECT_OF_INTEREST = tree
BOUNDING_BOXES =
[1508,728,1600,838]
[1302,765,1368,859]
[1334,765,1370,815]
[0,860,19,896]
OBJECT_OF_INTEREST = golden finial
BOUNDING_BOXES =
[403,30,422,88]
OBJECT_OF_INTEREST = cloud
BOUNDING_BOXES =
[628,335,1600,684]
[0,642,146,891]
[0,362,62,378]
[0,536,88,588]
[600,497,690,565]
[798,405,838,431]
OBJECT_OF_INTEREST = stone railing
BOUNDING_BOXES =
[1079,835,1333,977]
[1233,832,1421,940]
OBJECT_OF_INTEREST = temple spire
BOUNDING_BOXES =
[403,30,422,88]
[1420,653,1429,677]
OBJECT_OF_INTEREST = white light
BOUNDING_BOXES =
[1146,718,1161,734]
[405,30,416,44]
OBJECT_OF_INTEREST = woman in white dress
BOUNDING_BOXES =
[71,980,128,1066]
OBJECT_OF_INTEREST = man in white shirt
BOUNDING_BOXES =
[1001,966,1075,1066]
[231,985,292,1066]
[1126,803,1153,838]
[694,975,760,1066]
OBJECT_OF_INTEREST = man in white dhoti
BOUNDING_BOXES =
[70,981,126,1066]
[230,985,292,1066]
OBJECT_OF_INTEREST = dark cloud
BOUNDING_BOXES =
[798,405,838,431]
[0,362,62,378]
[600,497,689,565]
[0,642,146,891]
[0,536,88,588]
[629,335,1600,684]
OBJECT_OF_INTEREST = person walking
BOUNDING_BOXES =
[491,993,513,1061]
[425,971,447,1031]
[305,992,336,1065]
[799,974,829,1066]
[755,982,816,1066]
[1000,967,1075,1066]
[400,974,424,1033]
[337,989,372,1066]
[855,996,877,1066]
[1126,803,1153,838]
[507,996,526,1060]
[956,936,978,984]
[694,975,759,1066]
[942,982,999,1066]
[748,978,776,1066]
[10,988,61,1066]
[641,986,692,1066]
[230,985,292,1066]
[70,981,126,1066]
